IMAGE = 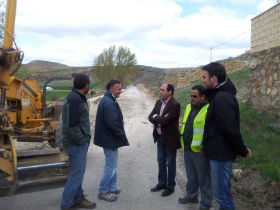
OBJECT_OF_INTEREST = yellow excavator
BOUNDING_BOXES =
[0,0,68,195]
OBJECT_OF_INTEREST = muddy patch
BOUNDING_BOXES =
[232,165,280,210]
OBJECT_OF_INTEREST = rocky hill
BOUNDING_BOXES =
[16,51,252,87]
[133,51,252,89]
[20,60,68,71]
[16,61,92,85]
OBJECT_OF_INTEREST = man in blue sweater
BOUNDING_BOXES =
[94,79,129,202]
[61,74,95,210]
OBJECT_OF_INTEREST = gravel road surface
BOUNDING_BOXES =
[0,86,201,210]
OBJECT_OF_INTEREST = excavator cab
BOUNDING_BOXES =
[0,0,68,195]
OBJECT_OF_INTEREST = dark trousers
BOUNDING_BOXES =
[184,149,213,209]
[157,136,177,190]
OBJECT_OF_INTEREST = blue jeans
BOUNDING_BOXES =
[157,136,177,190]
[99,148,118,193]
[61,141,89,209]
[210,160,235,210]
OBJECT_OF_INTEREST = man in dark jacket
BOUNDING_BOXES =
[148,83,181,197]
[202,62,252,210]
[94,79,129,202]
[61,74,96,210]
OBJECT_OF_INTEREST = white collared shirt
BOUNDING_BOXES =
[155,98,170,135]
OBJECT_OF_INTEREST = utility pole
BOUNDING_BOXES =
[210,46,212,62]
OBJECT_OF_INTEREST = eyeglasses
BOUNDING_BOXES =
[191,95,198,98]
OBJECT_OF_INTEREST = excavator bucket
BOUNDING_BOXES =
[0,107,69,195]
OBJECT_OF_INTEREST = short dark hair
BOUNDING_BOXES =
[192,85,206,96]
[202,62,227,83]
[106,79,121,90]
[167,84,174,95]
[73,74,90,89]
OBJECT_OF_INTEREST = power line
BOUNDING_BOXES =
[178,48,211,67]
[212,30,249,49]
[178,29,250,67]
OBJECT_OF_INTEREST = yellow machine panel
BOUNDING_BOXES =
[0,0,68,195]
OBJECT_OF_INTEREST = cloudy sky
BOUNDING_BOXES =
[13,0,278,68]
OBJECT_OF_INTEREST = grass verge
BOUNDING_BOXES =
[238,102,280,181]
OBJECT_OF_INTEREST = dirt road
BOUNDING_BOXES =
[0,86,200,210]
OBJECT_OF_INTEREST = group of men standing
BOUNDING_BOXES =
[149,62,252,210]
[60,62,252,210]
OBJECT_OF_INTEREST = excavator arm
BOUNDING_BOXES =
[0,0,69,195]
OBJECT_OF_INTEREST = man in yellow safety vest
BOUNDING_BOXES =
[178,85,213,210]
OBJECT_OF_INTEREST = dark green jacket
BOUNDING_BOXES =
[62,89,91,149]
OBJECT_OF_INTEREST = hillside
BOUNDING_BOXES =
[15,62,92,86]
[20,60,68,71]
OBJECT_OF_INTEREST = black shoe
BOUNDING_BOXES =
[74,196,96,209]
[161,188,174,197]
[178,196,198,204]
[150,185,167,192]
[200,207,211,210]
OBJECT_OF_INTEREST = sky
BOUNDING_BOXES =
[11,0,279,68]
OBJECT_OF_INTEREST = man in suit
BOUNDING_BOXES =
[148,83,181,197]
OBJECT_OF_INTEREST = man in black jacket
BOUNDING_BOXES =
[94,79,129,202]
[201,62,252,210]
[61,74,95,210]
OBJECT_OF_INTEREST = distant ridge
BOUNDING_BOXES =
[20,60,68,71]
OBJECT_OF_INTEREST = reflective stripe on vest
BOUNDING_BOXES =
[180,103,209,152]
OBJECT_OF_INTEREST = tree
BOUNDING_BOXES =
[92,45,137,86]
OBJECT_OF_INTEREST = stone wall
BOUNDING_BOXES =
[251,2,280,53]
[133,66,166,88]
[249,46,280,112]
[154,58,248,88]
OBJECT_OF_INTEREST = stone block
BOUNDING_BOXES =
[273,56,280,63]
[275,81,280,87]
[268,76,273,87]
[267,88,272,95]
[252,88,257,95]
[262,79,267,86]
[256,80,261,88]
[260,86,266,94]
[271,88,278,96]
[274,73,278,80]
